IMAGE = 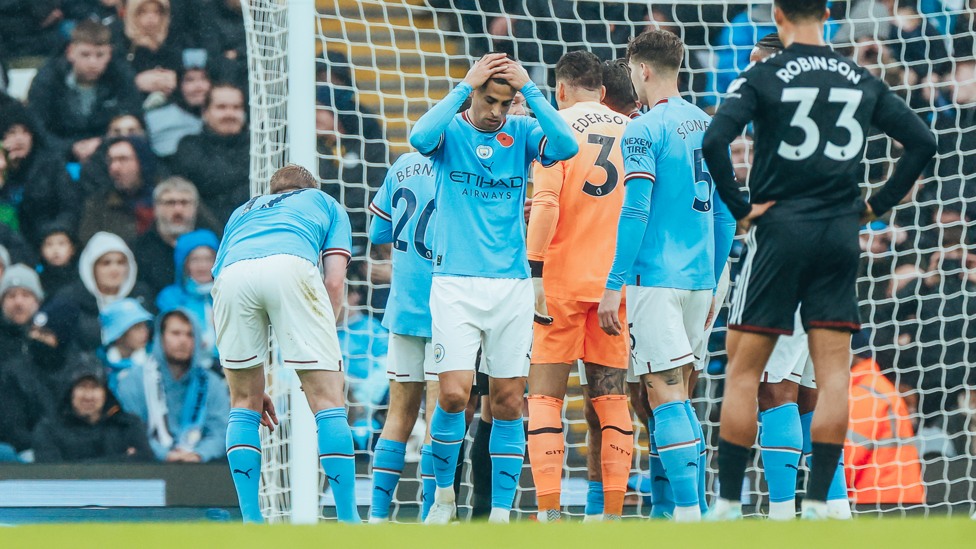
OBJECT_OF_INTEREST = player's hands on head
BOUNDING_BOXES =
[737,201,775,232]
[261,392,279,432]
[597,289,623,336]
[463,53,509,89]
[496,60,531,91]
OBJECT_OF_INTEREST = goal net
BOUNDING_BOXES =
[243,0,976,521]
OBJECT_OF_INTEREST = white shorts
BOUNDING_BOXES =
[430,277,532,379]
[628,286,712,377]
[213,254,343,370]
[763,309,816,389]
[387,334,437,383]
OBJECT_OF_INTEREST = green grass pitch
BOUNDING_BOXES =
[3,519,974,549]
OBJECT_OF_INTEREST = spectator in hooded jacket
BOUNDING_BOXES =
[116,309,228,462]
[78,137,158,244]
[114,0,184,101]
[78,111,150,198]
[27,296,84,406]
[0,0,63,57]
[98,297,153,393]
[55,231,155,351]
[156,229,218,366]
[35,222,82,299]
[170,84,249,223]
[145,65,210,157]
[27,20,142,163]
[0,107,81,247]
[132,177,221,299]
[199,0,247,87]
[32,356,154,463]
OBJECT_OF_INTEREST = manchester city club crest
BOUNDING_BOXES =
[476,145,493,159]
[434,344,445,362]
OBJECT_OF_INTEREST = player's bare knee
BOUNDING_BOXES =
[489,389,524,421]
[758,380,799,412]
[642,367,687,409]
[583,364,626,398]
[436,385,469,413]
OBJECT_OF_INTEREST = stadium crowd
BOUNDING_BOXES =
[0,0,972,470]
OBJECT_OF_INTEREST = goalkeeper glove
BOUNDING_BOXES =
[530,260,552,326]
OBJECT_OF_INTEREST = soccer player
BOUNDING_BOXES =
[524,51,631,523]
[409,53,578,524]
[744,32,852,522]
[214,164,359,524]
[597,30,736,523]
[701,0,936,520]
[366,151,439,523]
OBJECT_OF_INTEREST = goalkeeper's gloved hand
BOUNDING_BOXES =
[530,260,552,326]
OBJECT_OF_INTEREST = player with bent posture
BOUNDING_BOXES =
[214,165,359,524]
[366,151,441,523]
[409,53,578,524]
[525,51,631,523]
[701,0,936,520]
[597,30,736,523]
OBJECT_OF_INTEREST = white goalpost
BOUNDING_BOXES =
[243,0,976,522]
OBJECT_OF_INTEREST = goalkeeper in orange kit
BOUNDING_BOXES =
[525,50,632,523]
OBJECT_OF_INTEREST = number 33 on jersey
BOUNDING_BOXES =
[368,152,436,338]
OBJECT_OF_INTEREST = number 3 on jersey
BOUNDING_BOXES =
[778,87,864,161]
[392,187,435,260]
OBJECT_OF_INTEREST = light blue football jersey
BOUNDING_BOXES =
[212,188,352,278]
[426,112,553,279]
[607,97,722,291]
[368,152,436,338]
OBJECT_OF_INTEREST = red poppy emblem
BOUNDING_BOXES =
[496,133,514,147]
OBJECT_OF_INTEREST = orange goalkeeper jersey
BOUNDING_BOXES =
[527,101,629,302]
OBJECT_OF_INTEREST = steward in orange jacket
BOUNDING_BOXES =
[845,358,925,504]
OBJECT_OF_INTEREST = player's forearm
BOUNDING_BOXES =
[605,178,651,291]
[525,187,560,261]
[409,82,473,155]
[368,217,393,245]
[702,115,752,220]
[712,195,737,288]
[867,122,937,217]
[521,81,578,161]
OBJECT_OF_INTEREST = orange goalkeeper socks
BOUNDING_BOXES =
[527,395,564,511]
[591,395,633,517]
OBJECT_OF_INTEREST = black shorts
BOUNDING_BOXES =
[728,213,861,335]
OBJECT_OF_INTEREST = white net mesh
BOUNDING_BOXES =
[244,0,976,521]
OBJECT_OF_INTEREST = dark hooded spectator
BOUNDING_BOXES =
[27,20,142,163]
[55,231,155,351]
[116,309,229,462]
[144,65,210,157]
[170,84,249,223]
[0,139,16,231]
[32,356,154,463]
[0,264,42,358]
[62,0,123,25]
[0,107,81,247]
[0,246,8,280]
[115,0,184,102]
[0,0,63,57]
[78,111,149,197]
[199,0,247,87]
[156,229,218,365]
[97,297,153,392]
[0,213,37,265]
[132,177,221,298]
[934,59,976,179]
[315,50,382,143]
[27,296,84,403]
[35,222,81,299]
[78,137,158,244]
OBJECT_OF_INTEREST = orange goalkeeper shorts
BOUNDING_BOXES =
[531,296,629,369]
